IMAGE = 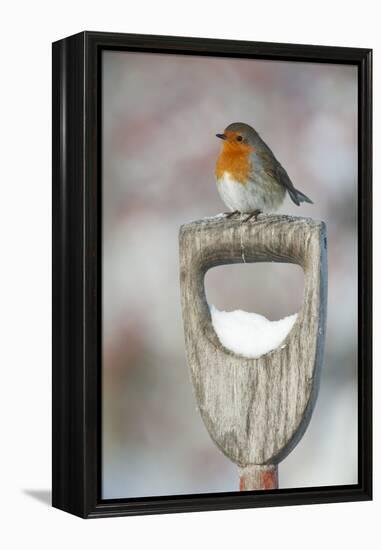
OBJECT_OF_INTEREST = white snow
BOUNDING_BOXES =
[210,305,297,359]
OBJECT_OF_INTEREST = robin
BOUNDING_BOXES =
[215,122,313,221]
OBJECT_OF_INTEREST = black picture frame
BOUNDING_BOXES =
[52,31,372,518]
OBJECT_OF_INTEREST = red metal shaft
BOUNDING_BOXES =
[239,464,278,491]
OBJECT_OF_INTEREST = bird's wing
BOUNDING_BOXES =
[255,149,301,206]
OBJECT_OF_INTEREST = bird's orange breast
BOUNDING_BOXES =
[215,142,254,185]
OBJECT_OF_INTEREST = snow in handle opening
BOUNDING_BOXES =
[210,305,297,359]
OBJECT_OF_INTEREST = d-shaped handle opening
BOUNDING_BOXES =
[200,266,306,363]
[204,262,305,360]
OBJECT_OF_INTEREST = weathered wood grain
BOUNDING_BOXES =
[179,214,327,479]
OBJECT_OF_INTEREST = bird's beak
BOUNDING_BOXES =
[216,133,227,140]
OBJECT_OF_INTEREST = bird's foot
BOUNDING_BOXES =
[244,210,262,222]
[225,210,240,218]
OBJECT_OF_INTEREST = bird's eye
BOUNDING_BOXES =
[236,135,243,142]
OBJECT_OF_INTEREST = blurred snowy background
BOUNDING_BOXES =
[102,51,357,498]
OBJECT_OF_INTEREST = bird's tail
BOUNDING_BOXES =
[289,188,313,206]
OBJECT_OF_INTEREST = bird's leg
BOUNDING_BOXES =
[225,210,239,218]
[244,209,262,222]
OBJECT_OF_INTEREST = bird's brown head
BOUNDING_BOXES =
[216,122,258,152]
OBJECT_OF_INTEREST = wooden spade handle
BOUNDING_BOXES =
[179,214,328,480]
